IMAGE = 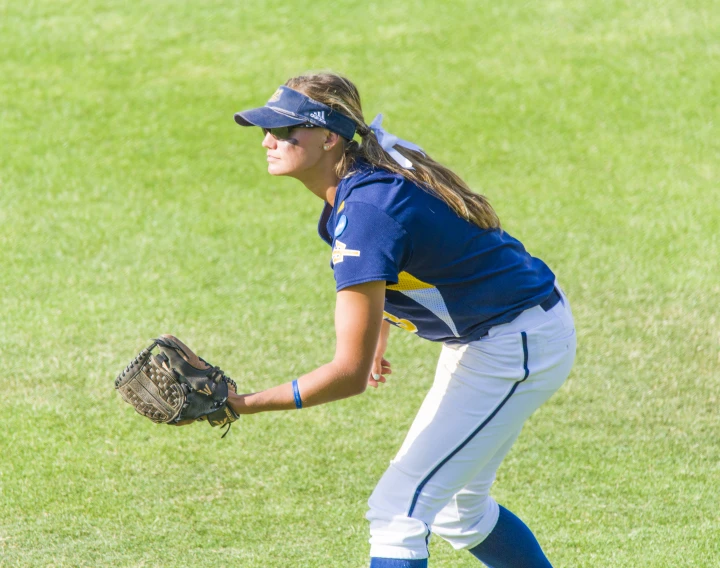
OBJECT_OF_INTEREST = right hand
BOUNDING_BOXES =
[368,356,392,388]
[368,320,392,388]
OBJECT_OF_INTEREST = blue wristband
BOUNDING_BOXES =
[292,379,303,409]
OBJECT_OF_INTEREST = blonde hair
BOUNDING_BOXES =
[285,73,501,230]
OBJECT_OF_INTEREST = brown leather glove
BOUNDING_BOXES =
[115,335,238,436]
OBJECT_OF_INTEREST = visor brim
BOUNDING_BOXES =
[234,107,308,128]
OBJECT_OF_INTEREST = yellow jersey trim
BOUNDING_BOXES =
[387,271,434,291]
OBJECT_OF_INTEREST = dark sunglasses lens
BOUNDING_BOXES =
[263,126,293,140]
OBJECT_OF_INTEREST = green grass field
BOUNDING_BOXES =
[1,0,718,566]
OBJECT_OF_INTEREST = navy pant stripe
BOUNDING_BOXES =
[407,332,531,518]
[521,331,529,380]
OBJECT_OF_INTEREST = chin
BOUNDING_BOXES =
[267,164,284,176]
[267,162,293,177]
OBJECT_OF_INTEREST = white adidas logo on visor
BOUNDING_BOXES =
[309,110,326,124]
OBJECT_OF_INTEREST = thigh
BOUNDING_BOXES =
[366,305,576,560]
[371,334,539,522]
[366,340,531,559]
[430,427,522,548]
[371,306,576,525]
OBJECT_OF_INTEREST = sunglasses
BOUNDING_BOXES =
[262,123,318,140]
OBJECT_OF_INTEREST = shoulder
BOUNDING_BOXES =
[342,162,403,191]
[330,165,412,252]
[338,162,418,217]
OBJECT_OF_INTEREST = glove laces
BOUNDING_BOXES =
[220,423,232,439]
[206,365,236,439]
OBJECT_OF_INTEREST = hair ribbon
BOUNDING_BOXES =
[369,114,425,170]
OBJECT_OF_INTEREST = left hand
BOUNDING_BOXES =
[115,335,238,429]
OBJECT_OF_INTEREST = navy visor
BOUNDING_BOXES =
[234,86,356,140]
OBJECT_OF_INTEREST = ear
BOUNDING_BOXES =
[323,131,341,150]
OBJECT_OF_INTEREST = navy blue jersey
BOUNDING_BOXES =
[317,163,557,344]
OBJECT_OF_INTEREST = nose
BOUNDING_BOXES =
[262,131,277,150]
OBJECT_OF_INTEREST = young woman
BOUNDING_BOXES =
[230,73,577,568]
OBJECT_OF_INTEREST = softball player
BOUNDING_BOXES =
[230,73,576,568]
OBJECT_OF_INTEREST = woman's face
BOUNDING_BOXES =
[261,126,328,178]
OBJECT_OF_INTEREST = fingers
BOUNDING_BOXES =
[368,374,386,388]
[368,358,392,388]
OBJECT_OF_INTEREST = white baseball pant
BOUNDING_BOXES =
[366,291,576,560]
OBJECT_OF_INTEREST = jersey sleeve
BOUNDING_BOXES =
[331,201,411,291]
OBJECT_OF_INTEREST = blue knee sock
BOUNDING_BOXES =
[468,506,552,568]
[370,558,428,568]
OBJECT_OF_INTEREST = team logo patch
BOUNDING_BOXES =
[332,240,360,264]
[334,214,348,237]
[268,88,283,103]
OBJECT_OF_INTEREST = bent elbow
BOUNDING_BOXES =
[333,361,370,397]
[341,370,368,397]
[352,376,368,395]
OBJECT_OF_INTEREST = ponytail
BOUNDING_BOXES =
[285,73,501,230]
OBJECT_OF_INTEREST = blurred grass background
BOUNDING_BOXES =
[0,0,718,566]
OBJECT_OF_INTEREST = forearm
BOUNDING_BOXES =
[379,319,390,348]
[230,281,386,416]
[227,359,367,415]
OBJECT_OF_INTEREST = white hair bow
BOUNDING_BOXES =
[369,114,425,170]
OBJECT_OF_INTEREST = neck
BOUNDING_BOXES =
[293,158,341,206]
